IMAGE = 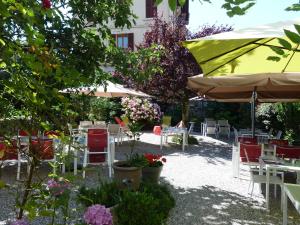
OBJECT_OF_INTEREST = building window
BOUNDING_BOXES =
[146,0,157,18]
[112,33,134,50]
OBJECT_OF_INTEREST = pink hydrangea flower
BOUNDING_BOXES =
[83,204,113,225]
[47,178,70,196]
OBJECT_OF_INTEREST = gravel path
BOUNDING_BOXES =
[0,132,300,224]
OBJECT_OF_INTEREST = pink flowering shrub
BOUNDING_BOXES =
[83,204,113,225]
[121,97,162,123]
[47,178,70,196]
[10,218,29,225]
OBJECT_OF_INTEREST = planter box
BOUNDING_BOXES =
[142,166,163,183]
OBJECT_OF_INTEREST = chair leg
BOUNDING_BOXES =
[250,182,255,197]
[248,181,252,193]
[274,184,277,198]
[74,147,78,176]
[17,153,21,181]
[82,149,87,178]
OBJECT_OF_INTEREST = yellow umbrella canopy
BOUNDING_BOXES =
[182,19,300,77]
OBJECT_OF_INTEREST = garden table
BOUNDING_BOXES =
[282,183,300,225]
[260,158,300,210]
[160,127,188,151]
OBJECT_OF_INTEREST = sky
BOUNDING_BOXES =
[188,0,300,32]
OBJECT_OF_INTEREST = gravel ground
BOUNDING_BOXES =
[0,132,300,224]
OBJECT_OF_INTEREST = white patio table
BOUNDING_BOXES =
[260,159,300,210]
[160,127,188,151]
[282,183,300,225]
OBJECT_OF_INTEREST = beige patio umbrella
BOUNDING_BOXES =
[188,73,300,103]
[61,81,151,98]
[188,73,300,136]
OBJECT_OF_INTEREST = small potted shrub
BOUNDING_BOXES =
[142,154,166,183]
[113,97,162,190]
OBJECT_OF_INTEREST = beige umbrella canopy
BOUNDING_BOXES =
[61,81,151,98]
[188,73,300,103]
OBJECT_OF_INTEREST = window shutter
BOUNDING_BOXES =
[146,0,151,18]
[181,0,189,22]
[128,33,134,50]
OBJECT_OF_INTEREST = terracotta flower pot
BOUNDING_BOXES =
[142,165,163,183]
[113,161,142,190]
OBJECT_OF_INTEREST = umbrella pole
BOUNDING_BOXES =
[251,91,257,137]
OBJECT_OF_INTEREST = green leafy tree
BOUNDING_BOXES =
[0,0,134,220]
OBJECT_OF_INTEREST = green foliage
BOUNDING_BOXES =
[139,182,175,220]
[172,135,199,145]
[127,153,148,168]
[257,103,300,143]
[77,182,122,208]
[115,191,163,225]
[88,98,121,123]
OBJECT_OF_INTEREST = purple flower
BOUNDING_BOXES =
[84,204,113,225]
[10,218,29,225]
[47,178,70,196]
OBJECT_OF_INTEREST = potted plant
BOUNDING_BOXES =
[142,154,166,183]
[113,97,162,190]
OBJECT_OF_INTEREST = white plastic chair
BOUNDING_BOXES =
[217,120,230,138]
[108,124,121,145]
[243,146,284,200]
[82,129,114,178]
[204,120,217,137]
[276,130,283,139]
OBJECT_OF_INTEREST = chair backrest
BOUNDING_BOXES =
[239,143,262,163]
[275,145,300,159]
[268,128,273,136]
[94,121,106,126]
[87,129,108,163]
[238,136,257,145]
[120,116,129,125]
[204,118,214,122]
[114,117,126,127]
[80,121,93,127]
[218,120,229,126]
[269,139,289,147]
[19,130,38,137]
[31,139,54,160]
[276,130,282,139]
[162,116,171,127]
[44,130,60,138]
[0,140,18,160]
[206,120,216,127]
[108,124,120,134]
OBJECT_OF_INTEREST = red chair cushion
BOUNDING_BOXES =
[240,143,261,162]
[269,139,289,146]
[276,145,300,159]
[114,117,125,127]
[0,141,18,160]
[153,126,161,135]
[238,137,257,145]
[87,130,107,163]
[31,139,54,160]
[19,130,38,136]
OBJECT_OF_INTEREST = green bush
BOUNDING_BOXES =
[77,182,122,208]
[172,135,198,145]
[115,191,163,225]
[139,182,175,220]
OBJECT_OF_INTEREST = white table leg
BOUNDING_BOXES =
[266,166,270,210]
[297,172,300,184]
[283,186,288,225]
[160,133,163,150]
[182,133,185,151]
